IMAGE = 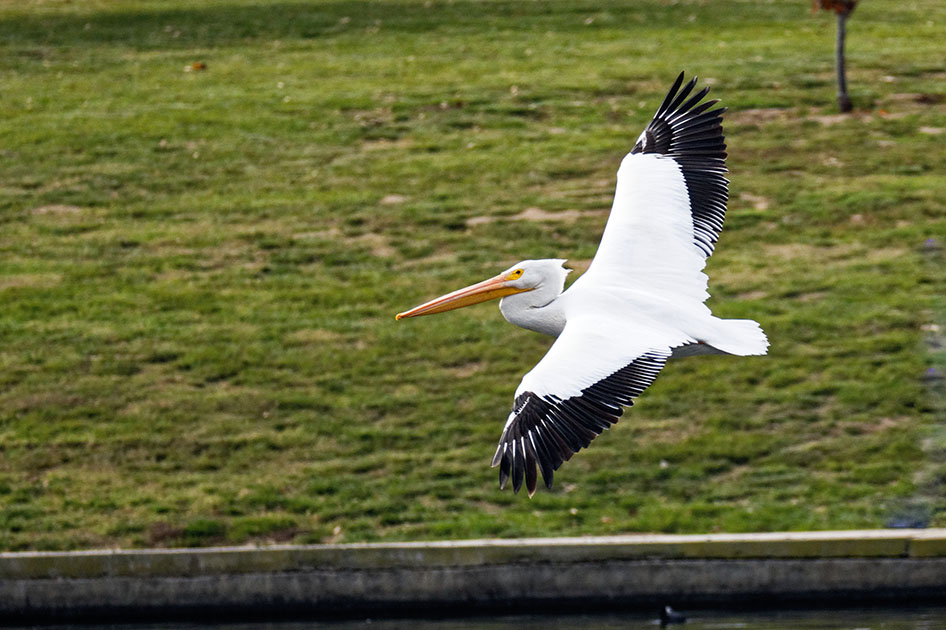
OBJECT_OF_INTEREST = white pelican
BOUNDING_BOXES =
[396,73,768,496]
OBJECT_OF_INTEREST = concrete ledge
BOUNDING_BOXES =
[2,529,946,623]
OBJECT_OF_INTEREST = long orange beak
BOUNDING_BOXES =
[396,272,532,320]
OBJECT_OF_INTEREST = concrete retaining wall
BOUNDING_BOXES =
[2,529,945,623]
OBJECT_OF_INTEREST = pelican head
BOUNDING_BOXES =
[396,259,570,321]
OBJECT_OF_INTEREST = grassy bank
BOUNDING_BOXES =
[1,0,945,550]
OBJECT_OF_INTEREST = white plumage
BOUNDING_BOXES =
[397,73,768,496]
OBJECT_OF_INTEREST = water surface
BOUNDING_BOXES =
[14,607,946,630]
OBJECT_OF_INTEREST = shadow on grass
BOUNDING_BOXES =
[0,0,776,51]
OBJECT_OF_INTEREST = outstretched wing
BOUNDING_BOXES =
[578,72,729,304]
[491,313,691,495]
[491,75,733,495]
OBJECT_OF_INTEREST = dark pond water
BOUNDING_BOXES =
[13,608,946,630]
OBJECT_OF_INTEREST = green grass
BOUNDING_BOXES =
[1,0,945,550]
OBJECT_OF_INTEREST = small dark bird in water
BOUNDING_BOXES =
[660,605,687,626]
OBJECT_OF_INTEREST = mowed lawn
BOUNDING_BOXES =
[1,0,945,550]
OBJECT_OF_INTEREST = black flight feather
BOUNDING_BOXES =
[491,350,670,495]
[631,72,729,258]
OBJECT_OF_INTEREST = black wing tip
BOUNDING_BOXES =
[490,442,504,468]
[656,73,721,130]
[656,72,688,117]
[663,71,703,103]
[494,453,553,499]
[493,351,671,497]
[632,73,725,158]
[633,73,730,257]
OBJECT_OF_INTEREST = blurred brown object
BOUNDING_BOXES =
[192,61,207,71]
[812,0,858,16]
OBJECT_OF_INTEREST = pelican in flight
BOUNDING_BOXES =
[396,73,768,496]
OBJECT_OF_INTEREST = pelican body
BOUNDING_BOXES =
[397,73,768,496]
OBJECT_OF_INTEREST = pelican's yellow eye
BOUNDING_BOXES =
[508,269,524,280]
